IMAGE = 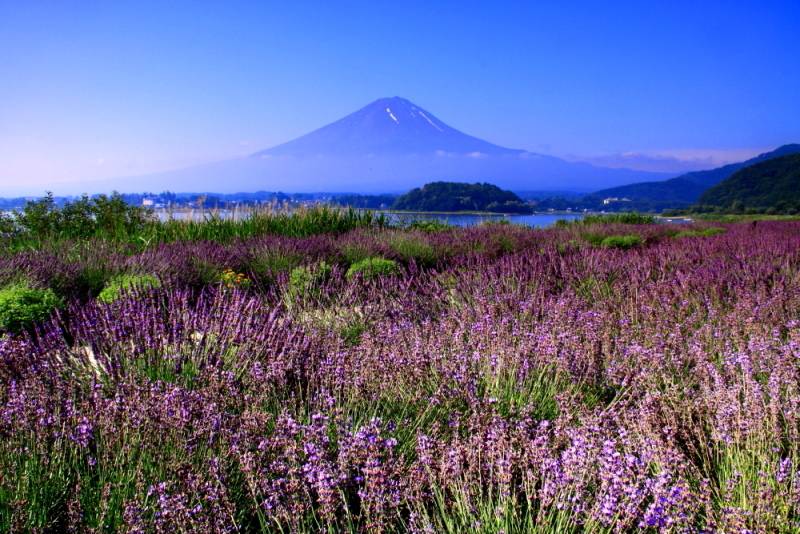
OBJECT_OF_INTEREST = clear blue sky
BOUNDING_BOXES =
[1,0,799,193]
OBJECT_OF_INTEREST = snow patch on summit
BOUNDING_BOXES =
[386,109,399,124]
[418,111,443,132]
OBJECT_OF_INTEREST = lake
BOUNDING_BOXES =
[155,210,692,227]
[394,212,585,227]
[157,210,585,227]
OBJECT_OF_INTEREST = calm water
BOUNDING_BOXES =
[155,210,692,227]
[415,213,694,226]
[398,212,585,227]
[156,210,585,227]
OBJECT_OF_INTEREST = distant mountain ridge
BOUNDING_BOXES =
[32,97,688,196]
[590,144,800,205]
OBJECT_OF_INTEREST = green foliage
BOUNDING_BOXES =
[0,212,15,236]
[76,266,117,299]
[11,192,155,242]
[156,206,391,242]
[10,193,60,238]
[338,319,368,347]
[591,145,800,214]
[600,235,642,249]
[337,239,374,265]
[404,216,452,233]
[674,227,725,239]
[591,178,708,204]
[288,262,332,297]
[488,232,518,253]
[578,232,607,247]
[481,217,511,226]
[386,233,438,267]
[219,269,250,290]
[247,250,305,282]
[697,153,800,210]
[701,227,726,236]
[97,275,160,304]
[392,182,533,213]
[674,231,701,239]
[574,275,617,302]
[0,285,62,333]
[2,202,390,250]
[346,258,399,280]
[558,212,655,226]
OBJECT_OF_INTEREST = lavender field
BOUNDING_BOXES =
[2,216,800,533]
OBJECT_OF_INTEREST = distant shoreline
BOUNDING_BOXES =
[367,209,584,216]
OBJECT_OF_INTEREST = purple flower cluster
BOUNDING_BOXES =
[2,221,800,532]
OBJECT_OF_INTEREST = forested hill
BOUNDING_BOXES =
[589,178,707,204]
[588,144,800,206]
[391,182,533,213]
[671,144,800,188]
[697,153,800,209]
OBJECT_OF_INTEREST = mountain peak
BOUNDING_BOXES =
[251,97,523,158]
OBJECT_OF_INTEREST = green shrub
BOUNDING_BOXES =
[98,275,160,304]
[600,235,642,250]
[346,258,400,280]
[12,191,155,242]
[400,216,451,233]
[488,233,517,254]
[673,228,725,239]
[481,217,512,226]
[701,227,726,236]
[560,213,655,226]
[674,231,701,239]
[582,232,607,247]
[0,212,16,236]
[248,250,304,282]
[411,219,450,233]
[596,213,655,225]
[339,319,368,347]
[220,269,250,290]
[0,285,63,333]
[288,262,332,297]
[338,241,374,265]
[386,233,437,267]
[76,266,117,299]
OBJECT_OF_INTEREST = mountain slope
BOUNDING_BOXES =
[675,144,800,187]
[589,144,800,203]
[698,153,800,208]
[252,97,523,158]
[587,178,707,204]
[64,97,682,196]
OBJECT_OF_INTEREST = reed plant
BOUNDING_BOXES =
[556,212,656,226]
[148,205,391,243]
[2,200,391,251]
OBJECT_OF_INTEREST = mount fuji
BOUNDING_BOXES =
[85,97,680,194]
[252,97,524,158]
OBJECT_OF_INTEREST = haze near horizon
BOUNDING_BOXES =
[1,0,798,195]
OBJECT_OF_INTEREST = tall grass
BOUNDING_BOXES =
[148,205,391,243]
[1,197,390,251]
[556,212,656,226]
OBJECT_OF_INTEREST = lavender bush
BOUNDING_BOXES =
[1,220,800,532]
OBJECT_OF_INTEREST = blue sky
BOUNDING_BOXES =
[1,0,799,193]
